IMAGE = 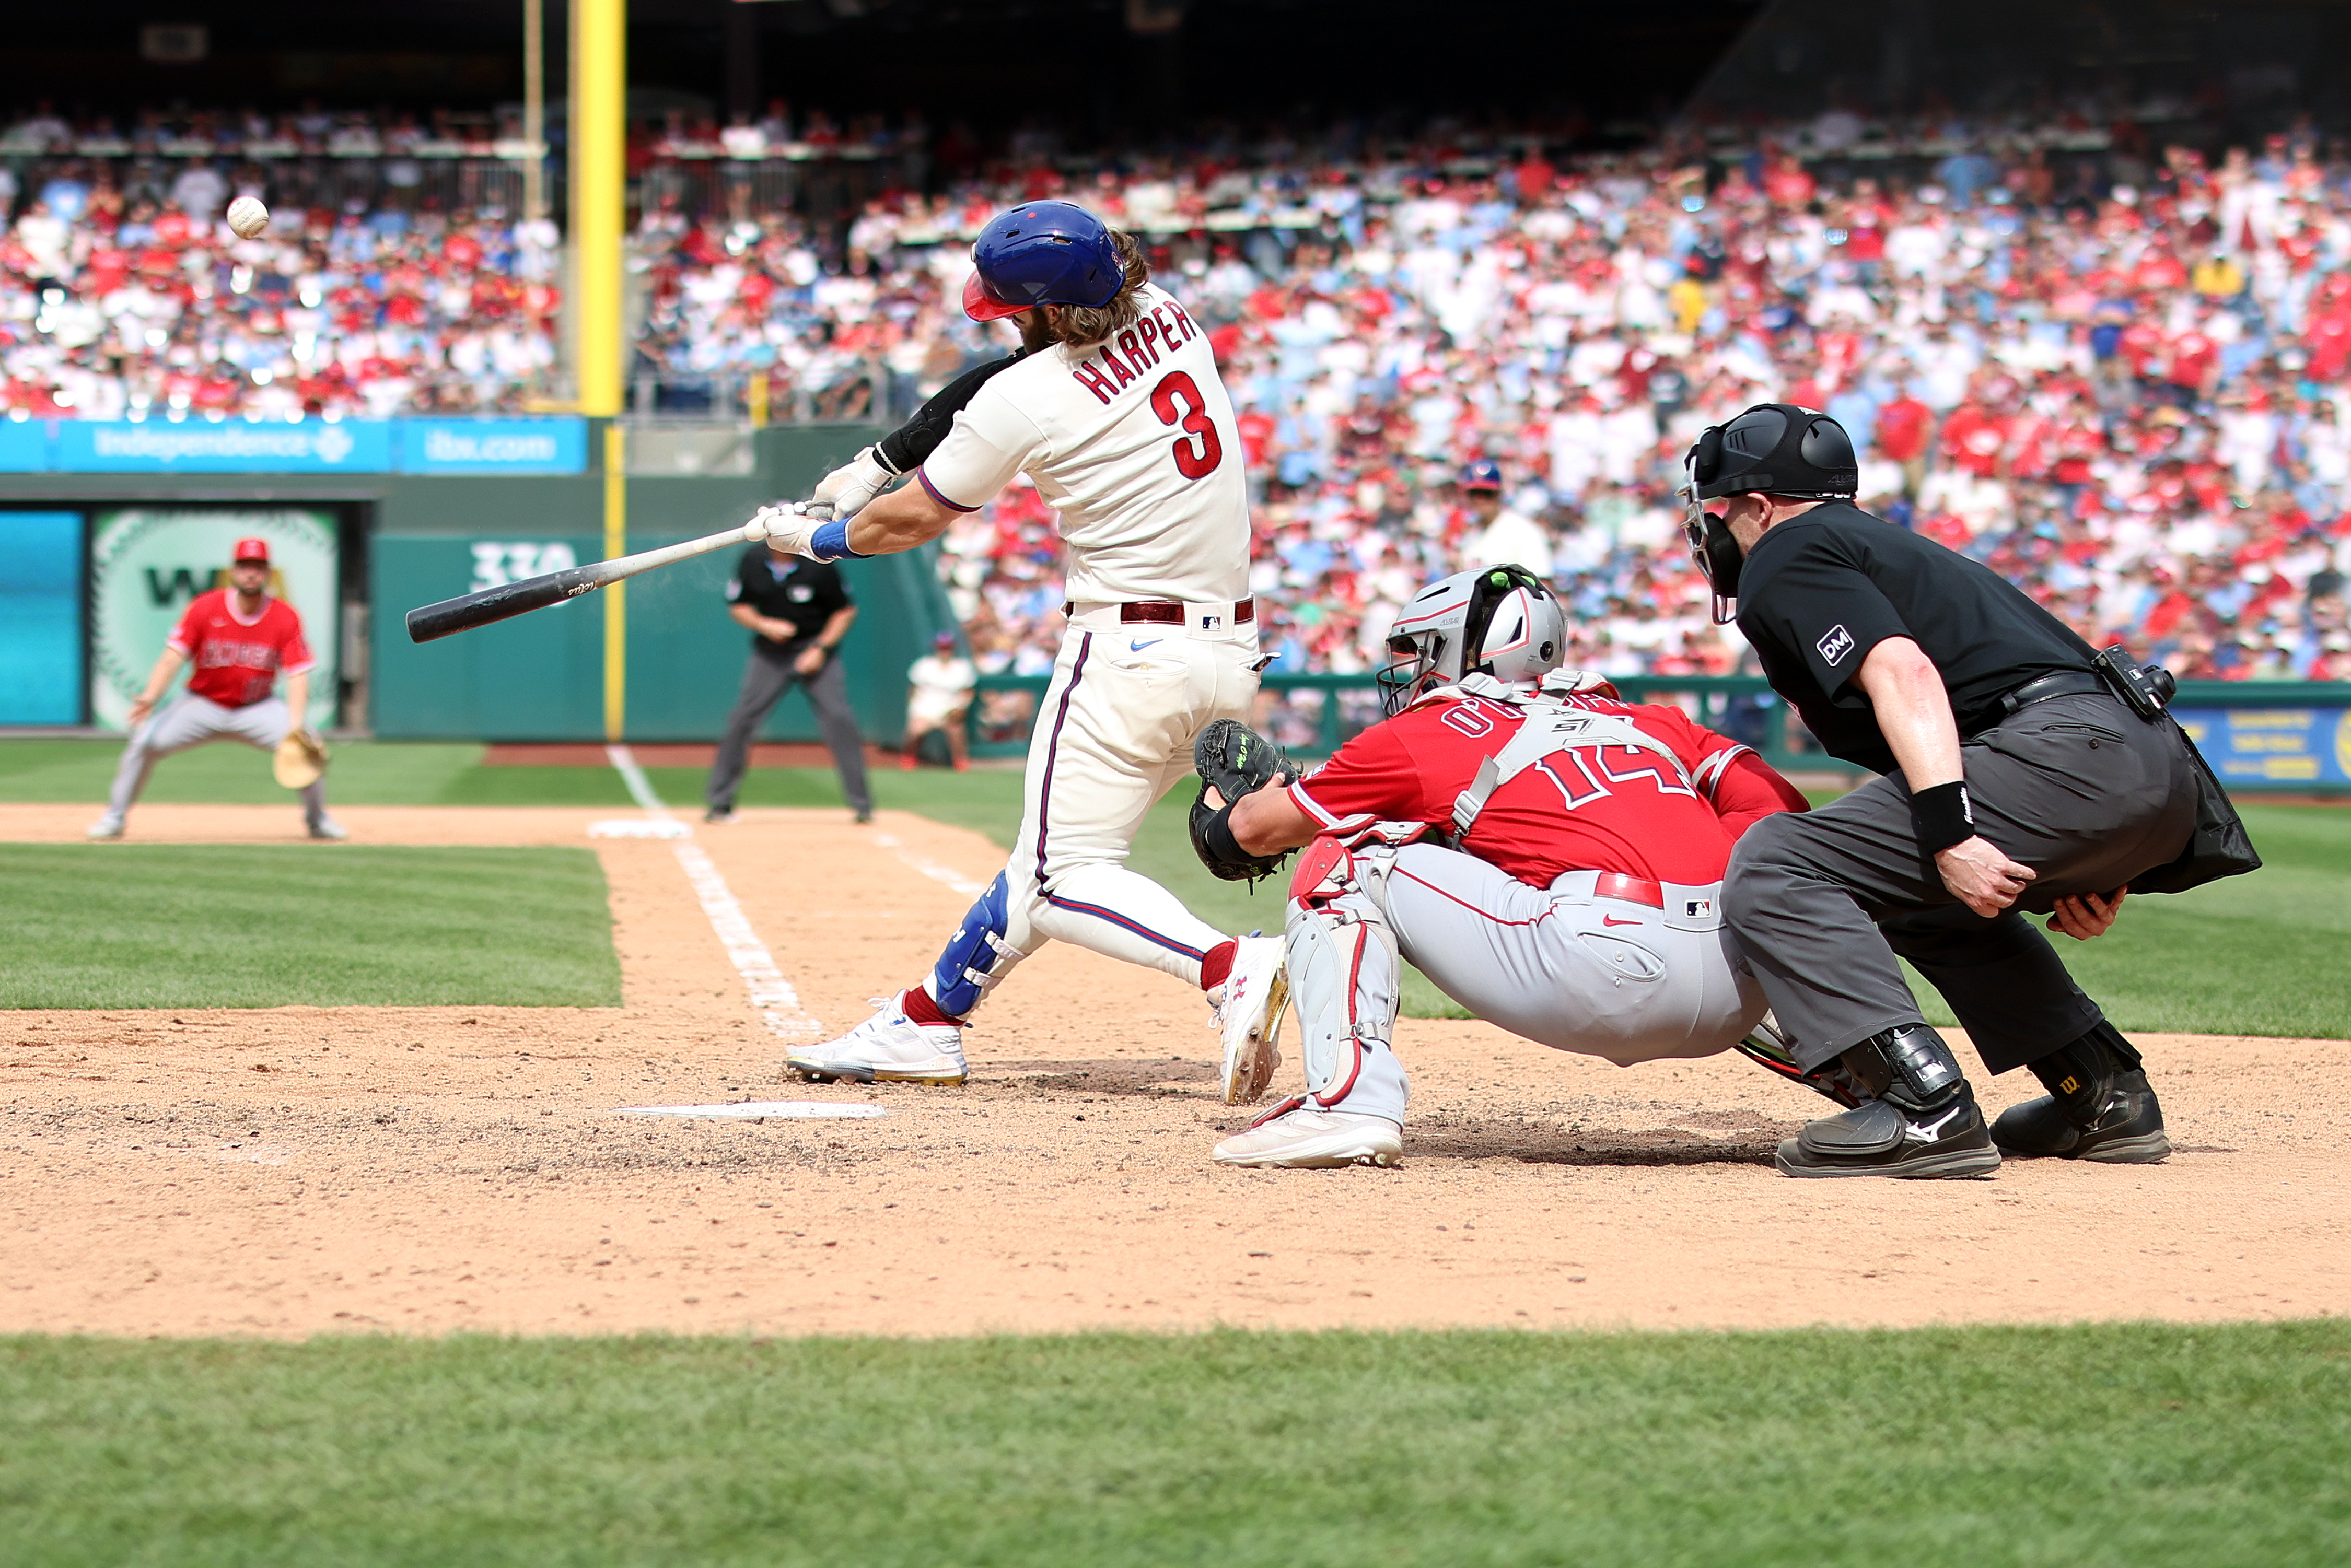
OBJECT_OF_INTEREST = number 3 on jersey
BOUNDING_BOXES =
[1150,370,1224,479]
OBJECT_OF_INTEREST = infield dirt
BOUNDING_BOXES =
[4,802,2345,1337]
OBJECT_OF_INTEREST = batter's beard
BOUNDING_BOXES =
[1017,308,1059,353]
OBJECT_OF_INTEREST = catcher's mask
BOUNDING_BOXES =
[1376,564,1566,717]
[1679,402,1857,623]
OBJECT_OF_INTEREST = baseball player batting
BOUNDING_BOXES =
[1191,565,1812,1167]
[759,200,1285,1090]
[89,536,345,842]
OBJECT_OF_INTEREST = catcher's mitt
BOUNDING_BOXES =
[273,729,329,789]
[1189,718,1294,883]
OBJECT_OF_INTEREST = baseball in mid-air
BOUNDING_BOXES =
[226,196,271,240]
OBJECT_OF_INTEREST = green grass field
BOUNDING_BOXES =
[4,1323,2346,1567]
[5,740,2345,1033]
[0,845,620,1008]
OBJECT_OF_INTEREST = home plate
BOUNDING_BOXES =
[589,818,693,839]
[615,1101,888,1120]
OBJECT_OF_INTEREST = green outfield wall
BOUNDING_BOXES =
[0,422,963,744]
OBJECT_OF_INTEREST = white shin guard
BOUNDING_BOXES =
[1283,876,1410,1126]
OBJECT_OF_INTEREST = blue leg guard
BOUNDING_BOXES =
[927,872,1026,1019]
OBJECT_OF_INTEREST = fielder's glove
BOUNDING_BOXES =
[273,728,329,790]
[1189,718,1295,884]
[809,446,900,521]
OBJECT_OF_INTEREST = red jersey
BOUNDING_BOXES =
[167,589,315,709]
[1288,689,1807,888]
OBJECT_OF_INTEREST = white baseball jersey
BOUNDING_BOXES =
[915,283,1251,606]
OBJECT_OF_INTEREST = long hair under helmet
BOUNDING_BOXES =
[1679,402,1858,623]
[1375,565,1567,717]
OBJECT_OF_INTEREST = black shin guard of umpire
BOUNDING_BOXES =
[1841,1023,1968,1114]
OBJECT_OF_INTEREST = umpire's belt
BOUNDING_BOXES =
[1962,669,2111,736]
[1064,598,1255,630]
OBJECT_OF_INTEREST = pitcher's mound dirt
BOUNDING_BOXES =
[4,803,2344,1337]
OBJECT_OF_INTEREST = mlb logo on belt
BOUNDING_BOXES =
[1684,897,1715,919]
[1816,624,1856,666]
[1200,613,1222,628]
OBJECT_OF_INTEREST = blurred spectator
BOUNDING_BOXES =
[902,630,976,771]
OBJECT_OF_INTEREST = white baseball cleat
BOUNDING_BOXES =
[784,996,968,1085]
[85,817,124,841]
[1213,934,1289,1105]
[307,818,350,841]
[1213,1105,1402,1168]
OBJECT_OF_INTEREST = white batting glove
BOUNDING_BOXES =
[746,501,825,558]
[809,446,897,520]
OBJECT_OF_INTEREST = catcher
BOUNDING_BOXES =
[88,536,344,842]
[1190,566,1810,1167]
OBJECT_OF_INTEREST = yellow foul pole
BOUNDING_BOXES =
[573,0,627,739]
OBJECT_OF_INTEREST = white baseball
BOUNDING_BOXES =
[226,196,271,240]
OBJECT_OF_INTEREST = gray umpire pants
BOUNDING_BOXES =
[1724,693,2197,1076]
[102,692,329,828]
[706,640,871,815]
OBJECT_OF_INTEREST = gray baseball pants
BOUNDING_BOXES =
[1302,842,1767,1127]
[1724,693,2198,1075]
[706,641,871,815]
[100,693,328,828]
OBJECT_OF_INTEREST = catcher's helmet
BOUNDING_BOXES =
[1376,565,1566,717]
[963,201,1124,322]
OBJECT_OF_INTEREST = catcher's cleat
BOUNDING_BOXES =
[785,996,967,1085]
[1992,1024,2169,1162]
[704,805,736,825]
[1213,1103,1401,1168]
[1774,1023,2000,1179]
[307,817,349,841]
[85,816,124,841]
[1733,1014,1867,1108]
[1214,934,1289,1105]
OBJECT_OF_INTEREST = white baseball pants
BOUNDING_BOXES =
[936,605,1262,1007]
[100,693,328,829]
[1294,842,1767,1126]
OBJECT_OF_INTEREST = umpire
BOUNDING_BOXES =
[1689,403,2202,1179]
[705,545,872,825]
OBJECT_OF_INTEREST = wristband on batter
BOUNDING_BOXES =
[1911,780,1977,855]
[808,518,867,563]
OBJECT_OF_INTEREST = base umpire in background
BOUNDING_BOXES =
[705,545,872,825]
[1686,403,2227,1179]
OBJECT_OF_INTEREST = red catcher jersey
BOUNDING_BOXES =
[167,589,315,708]
[1289,690,1799,887]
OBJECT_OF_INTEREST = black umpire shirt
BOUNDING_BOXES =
[1735,500,2098,774]
[724,548,852,653]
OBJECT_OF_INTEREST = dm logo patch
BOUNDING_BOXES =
[1816,624,1856,666]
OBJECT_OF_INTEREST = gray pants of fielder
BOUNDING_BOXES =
[706,641,870,815]
[101,693,328,829]
[1724,693,2197,1076]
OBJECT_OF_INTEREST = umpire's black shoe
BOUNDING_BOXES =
[1775,1023,2001,1179]
[1992,1070,2170,1163]
[1776,1084,2002,1179]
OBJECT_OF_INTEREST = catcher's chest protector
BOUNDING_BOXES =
[1442,689,1695,839]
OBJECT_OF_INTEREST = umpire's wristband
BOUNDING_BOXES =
[1910,780,1978,855]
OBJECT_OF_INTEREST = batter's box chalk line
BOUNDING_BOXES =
[616,1102,888,1121]
[867,830,988,896]
[603,743,823,1039]
[588,818,693,839]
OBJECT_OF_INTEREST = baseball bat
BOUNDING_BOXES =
[404,517,779,643]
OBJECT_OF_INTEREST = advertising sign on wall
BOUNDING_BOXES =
[59,420,395,474]
[89,509,340,733]
[2174,705,2351,789]
[0,511,85,726]
[400,418,588,474]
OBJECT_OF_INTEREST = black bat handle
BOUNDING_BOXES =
[405,565,606,643]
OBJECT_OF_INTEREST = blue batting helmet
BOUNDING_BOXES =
[964,201,1124,322]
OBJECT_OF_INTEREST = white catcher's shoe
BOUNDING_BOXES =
[785,995,968,1085]
[1213,934,1289,1105]
[1213,1104,1402,1168]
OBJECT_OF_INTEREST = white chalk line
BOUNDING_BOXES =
[867,830,988,897]
[617,1101,887,1121]
[604,744,821,1040]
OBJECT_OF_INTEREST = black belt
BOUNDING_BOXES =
[1963,669,2110,735]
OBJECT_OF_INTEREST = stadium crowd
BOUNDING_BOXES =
[8,100,2351,687]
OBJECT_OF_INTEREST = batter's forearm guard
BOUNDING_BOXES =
[876,349,1030,474]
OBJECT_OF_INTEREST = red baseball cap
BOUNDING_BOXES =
[231,537,271,564]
